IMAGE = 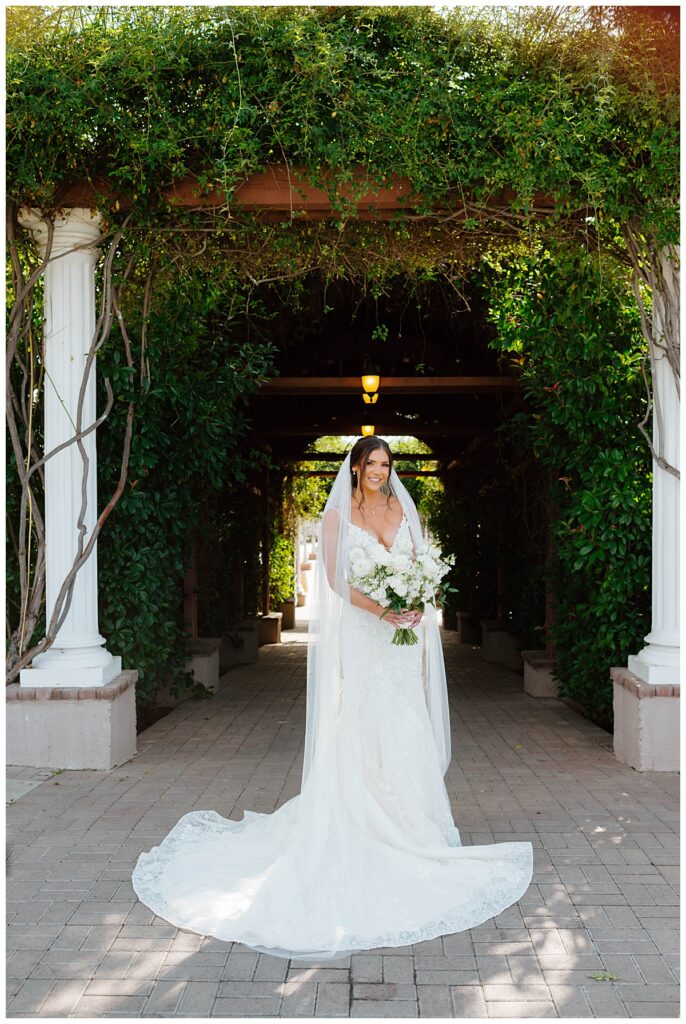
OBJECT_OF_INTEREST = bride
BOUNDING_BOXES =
[131,437,533,961]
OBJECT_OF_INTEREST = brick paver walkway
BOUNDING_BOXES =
[7,628,679,1018]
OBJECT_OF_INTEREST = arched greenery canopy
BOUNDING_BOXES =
[6,3,679,252]
[5,5,677,726]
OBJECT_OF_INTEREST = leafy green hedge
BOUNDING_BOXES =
[269,534,295,609]
[7,6,678,246]
[423,239,652,727]
[479,240,652,726]
[95,267,275,706]
[424,437,546,650]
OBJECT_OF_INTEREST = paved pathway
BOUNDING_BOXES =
[7,627,679,1018]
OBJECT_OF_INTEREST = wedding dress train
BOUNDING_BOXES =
[131,513,533,962]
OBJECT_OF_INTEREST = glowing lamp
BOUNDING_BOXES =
[361,375,380,404]
[361,425,375,437]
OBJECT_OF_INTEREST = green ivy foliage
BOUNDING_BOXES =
[6,6,678,246]
[478,240,652,726]
[95,265,275,706]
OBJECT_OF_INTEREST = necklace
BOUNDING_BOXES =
[355,499,385,517]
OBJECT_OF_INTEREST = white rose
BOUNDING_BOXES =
[390,554,410,574]
[374,548,392,567]
[352,558,373,577]
[349,546,366,563]
[389,576,408,597]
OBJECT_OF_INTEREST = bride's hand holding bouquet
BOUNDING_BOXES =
[349,536,456,646]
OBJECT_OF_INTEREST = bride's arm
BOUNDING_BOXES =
[321,508,408,623]
[350,585,385,618]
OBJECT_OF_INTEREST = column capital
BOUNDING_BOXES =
[17,206,105,260]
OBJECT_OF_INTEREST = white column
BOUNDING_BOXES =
[628,247,680,685]
[17,207,122,687]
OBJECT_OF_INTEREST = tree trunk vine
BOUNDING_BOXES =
[623,220,679,480]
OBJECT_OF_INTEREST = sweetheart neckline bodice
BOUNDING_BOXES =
[347,513,407,553]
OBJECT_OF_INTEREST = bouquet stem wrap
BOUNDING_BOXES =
[391,626,419,646]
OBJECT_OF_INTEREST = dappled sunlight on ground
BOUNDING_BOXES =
[7,633,679,1018]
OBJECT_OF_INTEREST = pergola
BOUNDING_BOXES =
[9,166,680,775]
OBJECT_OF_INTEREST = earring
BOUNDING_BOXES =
[351,471,358,487]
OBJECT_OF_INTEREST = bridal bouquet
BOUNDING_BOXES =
[348,536,456,646]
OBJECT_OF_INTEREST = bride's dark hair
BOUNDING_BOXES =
[349,437,394,511]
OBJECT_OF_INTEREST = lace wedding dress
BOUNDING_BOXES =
[131,501,533,962]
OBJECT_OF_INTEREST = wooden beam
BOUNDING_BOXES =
[291,470,444,477]
[260,376,518,395]
[53,165,557,215]
[255,423,487,437]
[282,453,441,462]
[170,165,415,212]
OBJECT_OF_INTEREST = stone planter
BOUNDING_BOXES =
[258,612,283,647]
[521,650,558,697]
[480,619,522,671]
[157,637,222,708]
[280,598,296,630]
[457,612,480,644]
[220,620,259,671]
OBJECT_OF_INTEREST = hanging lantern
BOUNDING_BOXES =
[361,374,380,404]
[361,425,375,437]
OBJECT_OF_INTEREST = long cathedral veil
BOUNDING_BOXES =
[131,444,533,965]
[301,450,451,792]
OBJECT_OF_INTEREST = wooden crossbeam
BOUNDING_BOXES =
[260,376,517,395]
[289,470,444,477]
[56,165,557,216]
[282,453,441,461]
[257,423,487,437]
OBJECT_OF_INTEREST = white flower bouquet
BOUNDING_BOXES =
[348,534,456,646]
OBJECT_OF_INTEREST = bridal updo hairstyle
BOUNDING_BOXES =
[349,436,395,512]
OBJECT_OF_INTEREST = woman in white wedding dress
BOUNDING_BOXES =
[131,437,533,961]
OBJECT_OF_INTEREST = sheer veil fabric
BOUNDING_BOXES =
[131,451,533,961]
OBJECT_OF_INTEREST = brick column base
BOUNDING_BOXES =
[6,670,137,770]
[611,666,679,772]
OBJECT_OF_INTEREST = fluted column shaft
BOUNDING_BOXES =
[628,247,680,685]
[18,207,121,687]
